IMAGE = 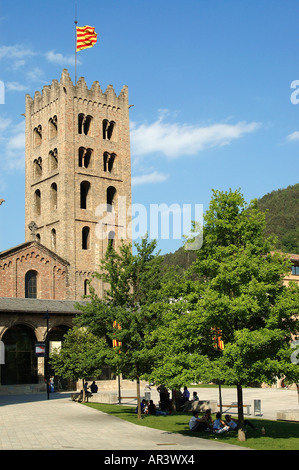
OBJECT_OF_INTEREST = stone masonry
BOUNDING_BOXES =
[24,69,132,300]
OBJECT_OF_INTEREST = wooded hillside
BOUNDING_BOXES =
[162,184,299,269]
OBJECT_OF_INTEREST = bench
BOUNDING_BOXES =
[217,403,251,415]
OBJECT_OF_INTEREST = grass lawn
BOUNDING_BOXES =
[84,403,299,450]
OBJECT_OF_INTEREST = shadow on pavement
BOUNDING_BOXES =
[0,392,73,406]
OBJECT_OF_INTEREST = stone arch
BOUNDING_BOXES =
[1,324,38,385]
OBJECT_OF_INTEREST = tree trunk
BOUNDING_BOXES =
[136,377,142,419]
[237,383,246,441]
[171,389,177,412]
[82,379,86,403]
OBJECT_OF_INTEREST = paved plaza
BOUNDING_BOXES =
[0,387,297,451]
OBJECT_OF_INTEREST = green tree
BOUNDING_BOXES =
[49,326,106,402]
[150,189,299,441]
[75,236,163,418]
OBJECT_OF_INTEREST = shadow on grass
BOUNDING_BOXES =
[84,403,299,449]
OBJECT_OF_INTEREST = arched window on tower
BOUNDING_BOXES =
[108,230,115,250]
[34,189,41,216]
[51,228,57,251]
[33,125,42,147]
[80,181,90,209]
[25,270,38,298]
[50,183,57,210]
[78,114,93,135]
[78,147,93,168]
[107,186,116,212]
[103,152,115,173]
[84,279,89,296]
[83,115,92,135]
[78,113,84,134]
[33,157,42,179]
[82,226,90,250]
[49,116,57,139]
[103,120,116,140]
[49,148,58,171]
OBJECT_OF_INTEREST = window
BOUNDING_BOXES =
[33,125,42,147]
[51,228,57,251]
[25,270,38,298]
[80,181,90,209]
[49,116,57,139]
[103,152,115,172]
[33,157,42,179]
[49,148,58,171]
[82,226,90,250]
[108,230,115,250]
[78,114,92,135]
[79,147,93,168]
[103,119,115,140]
[291,265,299,275]
[34,189,41,216]
[84,279,89,295]
[107,186,116,212]
[50,183,57,210]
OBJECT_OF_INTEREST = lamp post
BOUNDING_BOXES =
[43,310,50,400]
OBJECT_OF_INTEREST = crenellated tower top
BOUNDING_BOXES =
[26,69,129,114]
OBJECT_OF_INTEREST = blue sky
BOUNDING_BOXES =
[0,0,298,255]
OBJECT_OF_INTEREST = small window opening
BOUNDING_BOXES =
[49,148,58,171]
[51,228,56,250]
[103,120,115,140]
[107,186,116,212]
[49,116,57,139]
[50,183,57,210]
[80,181,90,209]
[33,125,42,147]
[103,152,115,172]
[292,265,299,275]
[34,189,41,216]
[33,157,42,179]
[108,230,115,250]
[78,114,92,135]
[25,270,37,298]
[82,226,90,250]
[79,147,93,168]
[84,279,89,295]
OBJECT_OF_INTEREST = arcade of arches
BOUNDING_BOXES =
[1,323,70,388]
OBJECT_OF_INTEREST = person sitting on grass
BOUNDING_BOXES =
[148,399,168,416]
[189,411,204,431]
[135,399,147,414]
[213,412,230,434]
[200,408,213,431]
[225,414,257,431]
[189,410,213,432]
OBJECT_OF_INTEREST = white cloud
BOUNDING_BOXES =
[0,44,36,60]
[131,113,261,159]
[0,118,25,170]
[286,131,299,142]
[132,171,169,186]
[6,82,27,92]
[45,50,78,66]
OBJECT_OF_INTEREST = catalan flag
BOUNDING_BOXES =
[76,25,97,52]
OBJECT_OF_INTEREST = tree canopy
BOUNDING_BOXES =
[149,189,299,440]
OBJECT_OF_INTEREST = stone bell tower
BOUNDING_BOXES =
[24,69,132,299]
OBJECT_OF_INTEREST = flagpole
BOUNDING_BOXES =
[74,2,78,84]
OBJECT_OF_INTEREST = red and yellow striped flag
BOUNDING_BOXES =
[76,25,97,52]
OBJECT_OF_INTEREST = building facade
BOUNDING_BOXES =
[0,70,132,392]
